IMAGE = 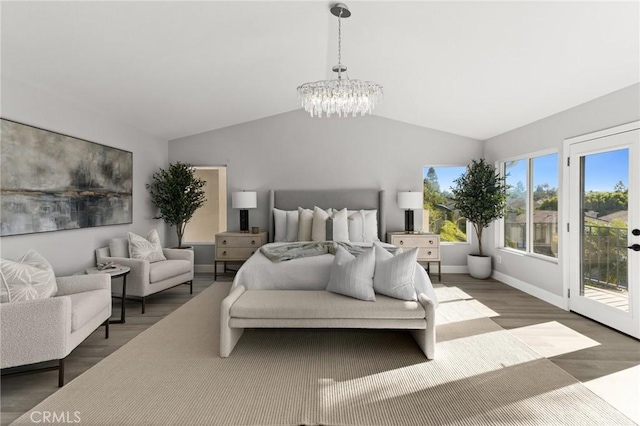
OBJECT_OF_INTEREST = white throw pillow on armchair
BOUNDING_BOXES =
[128,229,167,263]
[0,249,58,303]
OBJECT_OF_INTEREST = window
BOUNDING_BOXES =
[502,153,558,258]
[183,166,227,244]
[423,166,468,243]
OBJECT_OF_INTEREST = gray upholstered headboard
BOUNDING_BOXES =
[268,189,386,242]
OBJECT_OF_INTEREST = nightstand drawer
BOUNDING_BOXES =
[417,248,439,261]
[391,235,439,248]
[216,247,258,260]
[217,235,263,248]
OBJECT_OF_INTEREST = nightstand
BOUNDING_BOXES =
[215,231,268,280]
[387,232,441,281]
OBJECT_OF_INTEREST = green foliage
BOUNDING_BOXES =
[584,190,628,217]
[452,159,508,256]
[440,220,467,242]
[538,196,558,211]
[146,162,206,248]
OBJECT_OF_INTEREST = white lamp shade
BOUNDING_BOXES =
[397,192,423,210]
[232,191,257,209]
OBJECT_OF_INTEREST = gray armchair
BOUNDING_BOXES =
[95,238,194,313]
[0,274,111,386]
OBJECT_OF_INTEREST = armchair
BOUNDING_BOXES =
[95,238,194,314]
[0,274,111,387]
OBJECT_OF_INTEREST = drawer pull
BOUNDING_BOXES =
[429,240,433,245]
[222,240,227,245]
[399,240,404,245]
[427,251,432,256]
[251,240,256,245]
[222,251,227,256]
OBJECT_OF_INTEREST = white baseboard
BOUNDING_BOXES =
[441,265,469,274]
[491,270,567,309]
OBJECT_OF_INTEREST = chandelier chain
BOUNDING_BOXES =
[337,12,342,78]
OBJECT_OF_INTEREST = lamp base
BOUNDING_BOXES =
[404,210,415,234]
[239,210,249,233]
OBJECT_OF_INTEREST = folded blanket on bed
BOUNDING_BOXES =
[261,242,400,263]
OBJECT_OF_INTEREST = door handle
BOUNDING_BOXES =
[628,244,640,252]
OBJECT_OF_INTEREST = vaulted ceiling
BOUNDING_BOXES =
[2,1,638,141]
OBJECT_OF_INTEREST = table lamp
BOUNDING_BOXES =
[232,191,257,233]
[397,191,422,234]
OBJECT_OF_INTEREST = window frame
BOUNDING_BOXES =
[422,164,471,245]
[497,148,560,262]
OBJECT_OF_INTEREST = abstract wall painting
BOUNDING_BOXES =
[0,119,133,236]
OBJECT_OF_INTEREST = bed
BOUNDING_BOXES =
[220,189,438,359]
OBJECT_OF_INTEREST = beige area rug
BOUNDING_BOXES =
[13,283,634,425]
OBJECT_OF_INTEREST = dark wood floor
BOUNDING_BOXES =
[2,273,638,425]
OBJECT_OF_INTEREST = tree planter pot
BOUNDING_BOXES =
[468,254,492,279]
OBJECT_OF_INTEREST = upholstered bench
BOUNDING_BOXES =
[220,286,436,359]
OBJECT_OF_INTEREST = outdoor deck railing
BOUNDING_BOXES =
[583,224,628,291]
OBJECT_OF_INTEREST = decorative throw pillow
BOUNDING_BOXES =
[273,208,287,242]
[0,249,58,303]
[373,242,418,301]
[297,207,313,241]
[326,245,376,301]
[331,208,350,242]
[109,238,129,258]
[285,210,299,242]
[128,229,167,263]
[348,210,380,242]
[273,209,299,242]
[311,207,333,241]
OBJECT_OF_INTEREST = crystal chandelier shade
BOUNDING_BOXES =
[297,3,383,118]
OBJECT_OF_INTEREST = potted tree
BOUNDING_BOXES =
[146,162,206,249]
[451,159,508,279]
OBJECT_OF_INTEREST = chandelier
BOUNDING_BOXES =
[297,3,383,118]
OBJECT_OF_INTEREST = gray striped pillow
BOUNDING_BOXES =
[373,242,418,301]
[326,246,376,301]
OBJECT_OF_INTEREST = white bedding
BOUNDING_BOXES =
[231,242,439,307]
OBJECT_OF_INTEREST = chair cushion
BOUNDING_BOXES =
[149,260,191,283]
[0,250,58,303]
[230,290,425,320]
[67,289,110,332]
[109,238,130,258]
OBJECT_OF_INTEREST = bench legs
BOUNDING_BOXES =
[220,285,247,358]
[414,294,436,359]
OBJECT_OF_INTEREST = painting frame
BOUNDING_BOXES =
[1,118,133,237]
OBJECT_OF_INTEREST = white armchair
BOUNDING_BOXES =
[0,274,111,387]
[95,238,194,314]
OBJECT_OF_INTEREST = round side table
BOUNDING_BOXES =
[85,266,131,324]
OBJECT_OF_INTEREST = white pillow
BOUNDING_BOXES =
[0,250,58,303]
[273,208,287,242]
[373,242,418,301]
[326,246,376,301]
[311,207,333,241]
[331,208,350,242]
[348,210,380,242]
[273,209,299,242]
[128,229,167,263]
[285,210,299,242]
[297,207,313,241]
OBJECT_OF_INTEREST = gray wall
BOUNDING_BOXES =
[0,77,169,276]
[169,109,483,269]
[483,83,640,297]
